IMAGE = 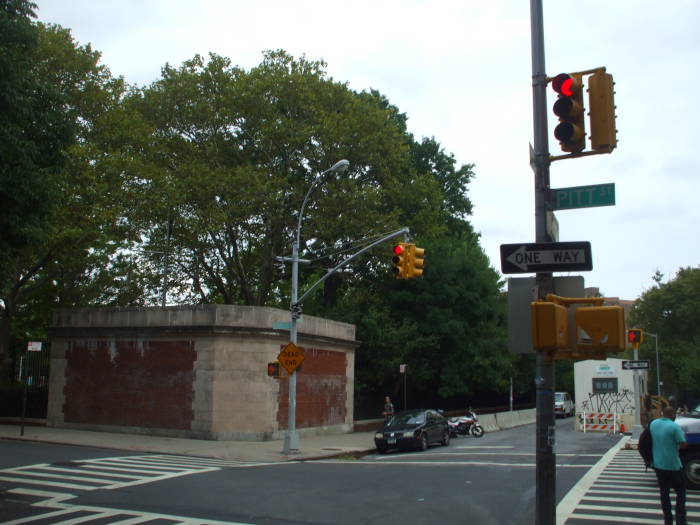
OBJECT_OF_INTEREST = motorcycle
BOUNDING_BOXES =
[448,409,484,438]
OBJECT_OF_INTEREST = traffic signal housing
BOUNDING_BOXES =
[531,301,569,350]
[587,71,617,152]
[627,328,644,345]
[406,245,425,279]
[392,243,408,279]
[575,305,626,352]
[267,361,281,378]
[552,73,586,153]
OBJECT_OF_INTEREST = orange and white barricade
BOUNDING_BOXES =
[579,412,619,433]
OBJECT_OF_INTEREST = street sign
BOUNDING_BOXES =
[27,341,42,352]
[551,183,615,210]
[500,241,592,274]
[277,342,305,374]
[622,360,650,370]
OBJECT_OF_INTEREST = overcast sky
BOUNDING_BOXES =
[35,1,700,300]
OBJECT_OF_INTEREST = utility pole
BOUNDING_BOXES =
[530,1,556,523]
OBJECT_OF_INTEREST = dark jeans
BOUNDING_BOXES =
[654,468,686,525]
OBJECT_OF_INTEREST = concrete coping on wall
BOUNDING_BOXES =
[51,305,359,347]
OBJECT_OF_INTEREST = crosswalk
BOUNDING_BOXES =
[0,455,269,525]
[559,447,700,524]
[2,488,255,525]
[0,454,262,492]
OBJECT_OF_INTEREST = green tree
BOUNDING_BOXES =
[629,266,700,405]
[0,16,127,382]
[121,51,457,307]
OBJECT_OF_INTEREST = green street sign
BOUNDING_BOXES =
[551,183,615,210]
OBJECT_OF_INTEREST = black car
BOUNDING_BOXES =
[374,409,450,453]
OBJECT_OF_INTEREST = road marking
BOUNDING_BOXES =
[318,459,594,467]
[3,488,256,525]
[0,454,266,493]
[557,441,700,524]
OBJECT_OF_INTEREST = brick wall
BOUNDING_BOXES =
[277,348,347,429]
[63,340,195,430]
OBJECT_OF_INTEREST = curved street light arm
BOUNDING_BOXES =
[295,227,409,307]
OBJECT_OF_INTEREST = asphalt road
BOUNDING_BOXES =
[0,417,623,525]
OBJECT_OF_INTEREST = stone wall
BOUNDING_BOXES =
[48,305,358,440]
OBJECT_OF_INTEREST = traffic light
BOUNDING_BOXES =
[406,245,425,279]
[531,301,569,350]
[587,71,617,152]
[392,243,408,279]
[627,328,644,345]
[551,73,586,153]
[267,361,281,378]
[575,305,625,352]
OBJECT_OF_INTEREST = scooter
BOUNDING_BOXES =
[448,409,484,438]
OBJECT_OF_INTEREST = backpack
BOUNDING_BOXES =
[638,425,653,471]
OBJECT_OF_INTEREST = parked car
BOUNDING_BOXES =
[374,409,450,454]
[554,392,574,418]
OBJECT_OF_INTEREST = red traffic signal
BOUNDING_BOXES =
[392,243,408,279]
[627,329,643,344]
[551,73,586,153]
[267,362,281,378]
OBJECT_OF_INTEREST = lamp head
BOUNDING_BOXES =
[328,159,350,173]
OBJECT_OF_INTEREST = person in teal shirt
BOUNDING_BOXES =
[650,406,687,525]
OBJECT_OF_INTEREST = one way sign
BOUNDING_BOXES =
[500,241,592,274]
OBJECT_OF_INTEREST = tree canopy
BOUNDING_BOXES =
[629,266,700,406]
[0,12,515,411]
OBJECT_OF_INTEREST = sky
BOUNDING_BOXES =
[35,0,700,301]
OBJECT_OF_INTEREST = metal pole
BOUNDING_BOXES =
[283,238,301,453]
[282,160,349,454]
[404,368,407,411]
[510,376,514,412]
[632,345,642,438]
[646,332,661,396]
[655,335,660,396]
[530,1,556,523]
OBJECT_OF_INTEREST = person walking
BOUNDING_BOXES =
[650,405,687,525]
[382,396,394,421]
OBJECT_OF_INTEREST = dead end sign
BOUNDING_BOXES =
[500,241,592,274]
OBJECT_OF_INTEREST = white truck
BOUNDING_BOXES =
[676,405,700,490]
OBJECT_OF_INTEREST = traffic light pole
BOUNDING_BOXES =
[530,1,556,524]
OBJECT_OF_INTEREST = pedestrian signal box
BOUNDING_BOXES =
[267,362,281,378]
[575,305,625,352]
[531,301,568,350]
[627,328,644,345]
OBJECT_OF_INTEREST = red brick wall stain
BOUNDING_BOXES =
[63,340,195,430]
[277,348,347,429]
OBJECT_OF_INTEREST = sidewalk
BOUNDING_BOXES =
[0,422,378,463]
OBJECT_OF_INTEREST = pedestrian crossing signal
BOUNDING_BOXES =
[267,362,281,378]
[627,329,643,345]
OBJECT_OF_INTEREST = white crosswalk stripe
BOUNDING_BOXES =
[0,454,263,492]
[559,448,700,524]
[2,488,255,525]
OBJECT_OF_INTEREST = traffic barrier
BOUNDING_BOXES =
[494,409,536,430]
[479,413,499,432]
[578,412,619,433]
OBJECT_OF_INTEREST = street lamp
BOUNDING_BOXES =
[645,332,661,396]
[283,159,349,454]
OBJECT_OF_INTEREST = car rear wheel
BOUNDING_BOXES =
[441,429,450,446]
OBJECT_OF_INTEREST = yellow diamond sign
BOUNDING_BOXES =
[277,342,305,374]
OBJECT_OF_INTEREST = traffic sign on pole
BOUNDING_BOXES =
[622,360,650,370]
[551,183,615,210]
[500,242,592,274]
[277,342,305,374]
